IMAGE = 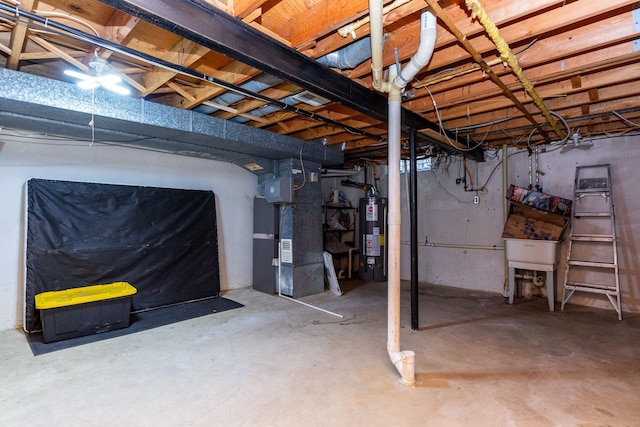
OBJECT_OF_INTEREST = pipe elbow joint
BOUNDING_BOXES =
[388,349,416,386]
[338,24,356,39]
[373,79,393,94]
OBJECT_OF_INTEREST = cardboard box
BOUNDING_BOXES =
[35,282,136,343]
[502,202,569,241]
[506,185,572,216]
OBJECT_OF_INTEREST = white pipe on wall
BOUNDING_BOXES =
[422,243,504,251]
[369,0,437,386]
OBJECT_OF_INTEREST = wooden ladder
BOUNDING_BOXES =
[561,164,622,320]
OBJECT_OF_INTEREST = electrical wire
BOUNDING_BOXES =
[453,117,511,132]
[477,148,529,191]
[526,110,571,152]
[2,0,101,36]
[423,86,486,152]
[430,170,474,203]
[0,127,213,161]
[612,111,640,128]
[89,88,95,146]
[589,128,640,141]
[294,142,307,191]
[0,128,98,146]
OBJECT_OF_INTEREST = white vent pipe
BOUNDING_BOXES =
[369,1,386,92]
[369,0,437,386]
[387,64,415,386]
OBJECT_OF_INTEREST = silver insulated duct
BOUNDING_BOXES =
[317,37,374,70]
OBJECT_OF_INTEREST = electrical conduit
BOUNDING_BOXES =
[369,0,437,386]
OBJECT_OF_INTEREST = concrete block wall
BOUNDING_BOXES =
[322,136,640,315]
[402,135,640,314]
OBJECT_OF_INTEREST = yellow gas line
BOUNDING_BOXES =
[424,0,553,143]
[464,0,567,141]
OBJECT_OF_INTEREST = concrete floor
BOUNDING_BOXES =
[1,280,639,426]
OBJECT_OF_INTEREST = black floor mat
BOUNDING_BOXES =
[26,297,244,356]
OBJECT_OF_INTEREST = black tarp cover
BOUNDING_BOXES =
[25,179,220,332]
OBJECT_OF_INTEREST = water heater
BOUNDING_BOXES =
[359,196,387,281]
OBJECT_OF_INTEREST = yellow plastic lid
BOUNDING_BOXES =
[35,282,137,309]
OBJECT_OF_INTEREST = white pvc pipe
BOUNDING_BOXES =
[369,0,437,387]
[337,0,411,39]
[423,242,504,251]
[387,71,401,341]
[369,0,386,92]
[393,11,437,89]
[386,71,416,386]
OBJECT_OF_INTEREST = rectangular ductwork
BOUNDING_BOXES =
[0,69,344,172]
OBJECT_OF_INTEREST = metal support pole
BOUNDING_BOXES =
[410,130,419,330]
[502,144,510,296]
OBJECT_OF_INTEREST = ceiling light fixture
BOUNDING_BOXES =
[560,132,594,154]
[64,54,130,96]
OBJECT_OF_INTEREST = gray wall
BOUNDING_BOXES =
[324,135,640,314]
[401,135,640,313]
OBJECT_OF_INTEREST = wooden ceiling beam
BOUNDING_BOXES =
[96,9,140,62]
[417,48,640,113]
[327,126,388,145]
[19,49,86,60]
[98,0,480,159]
[214,82,301,120]
[303,0,427,59]
[426,0,554,141]
[281,0,369,48]
[140,39,209,97]
[104,9,140,44]
[167,81,197,101]
[264,111,350,135]
[0,42,11,56]
[6,0,35,70]
[425,63,640,126]
[348,0,637,82]
[166,62,261,109]
[346,0,573,79]
[233,0,271,19]
[28,34,89,72]
[408,17,639,115]
[439,83,640,135]
[424,59,640,118]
